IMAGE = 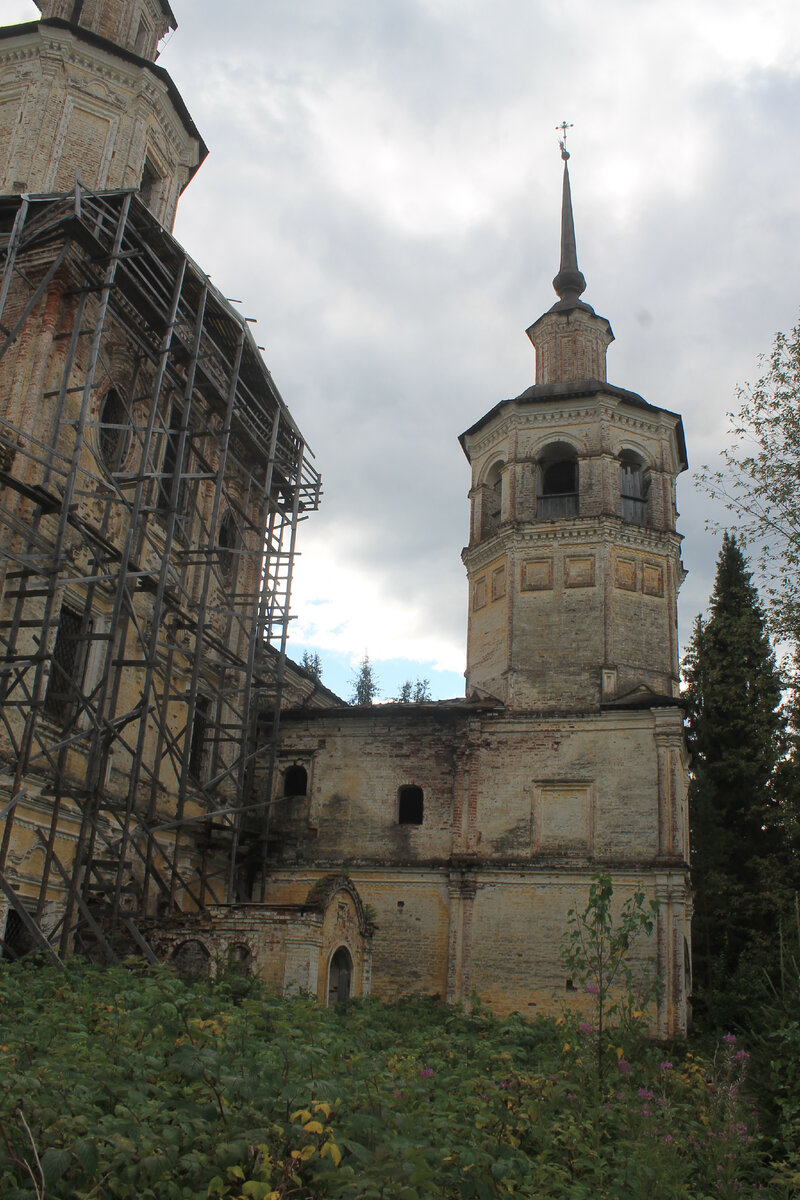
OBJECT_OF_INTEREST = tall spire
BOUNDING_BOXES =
[552,137,587,306]
[525,129,613,384]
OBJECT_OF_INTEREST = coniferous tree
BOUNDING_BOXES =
[301,650,322,681]
[395,678,431,703]
[349,653,379,705]
[684,533,786,1026]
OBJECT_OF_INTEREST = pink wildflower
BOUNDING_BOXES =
[585,983,600,995]
[638,1087,654,1101]
[579,1022,593,1035]
[723,1033,737,1045]
[420,1067,434,1077]
[734,1049,750,1064]
[660,1061,673,1071]
[617,1058,632,1075]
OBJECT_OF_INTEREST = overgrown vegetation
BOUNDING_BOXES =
[0,953,796,1200]
[395,678,432,703]
[562,872,659,1086]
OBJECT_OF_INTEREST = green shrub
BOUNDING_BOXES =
[0,960,779,1199]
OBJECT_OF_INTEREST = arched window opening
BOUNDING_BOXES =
[398,784,424,826]
[227,943,252,975]
[99,388,131,475]
[327,945,353,1005]
[217,510,238,576]
[620,452,650,526]
[480,462,503,538]
[538,444,579,518]
[172,939,210,981]
[1,907,37,961]
[284,764,308,797]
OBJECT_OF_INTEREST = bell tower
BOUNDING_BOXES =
[0,0,205,230]
[460,143,687,712]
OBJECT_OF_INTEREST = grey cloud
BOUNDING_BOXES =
[162,1,800,680]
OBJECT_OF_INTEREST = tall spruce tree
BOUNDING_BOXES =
[349,653,379,705]
[684,533,786,1027]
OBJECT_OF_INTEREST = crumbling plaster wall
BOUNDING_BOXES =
[259,703,690,1033]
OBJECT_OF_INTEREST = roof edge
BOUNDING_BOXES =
[459,378,688,471]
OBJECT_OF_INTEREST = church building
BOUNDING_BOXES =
[152,148,691,1038]
[0,1,320,961]
[0,4,691,1036]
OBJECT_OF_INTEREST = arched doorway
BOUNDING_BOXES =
[327,945,353,1005]
[172,939,211,981]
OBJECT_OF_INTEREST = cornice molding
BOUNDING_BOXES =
[463,517,683,571]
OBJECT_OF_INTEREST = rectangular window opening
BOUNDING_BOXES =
[43,604,91,724]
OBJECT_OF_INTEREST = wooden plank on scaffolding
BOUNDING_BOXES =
[121,917,160,965]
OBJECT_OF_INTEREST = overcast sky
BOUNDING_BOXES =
[10,0,800,699]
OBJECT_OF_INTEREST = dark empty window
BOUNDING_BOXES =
[398,785,424,825]
[284,764,308,796]
[217,510,237,576]
[172,939,210,981]
[157,400,192,529]
[43,604,90,724]
[98,388,131,475]
[542,460,576,495]
[189,696,211,781]
[538,446,579,518]
[1,908,37,960]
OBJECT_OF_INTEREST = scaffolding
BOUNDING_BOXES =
[0,184,321,961]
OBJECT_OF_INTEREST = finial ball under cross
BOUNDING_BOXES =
[556,120,573,161]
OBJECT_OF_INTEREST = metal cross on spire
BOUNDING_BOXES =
[556,120,573,161]
[552,121,586,304]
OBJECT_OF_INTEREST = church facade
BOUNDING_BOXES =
[164,153,691,1037]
